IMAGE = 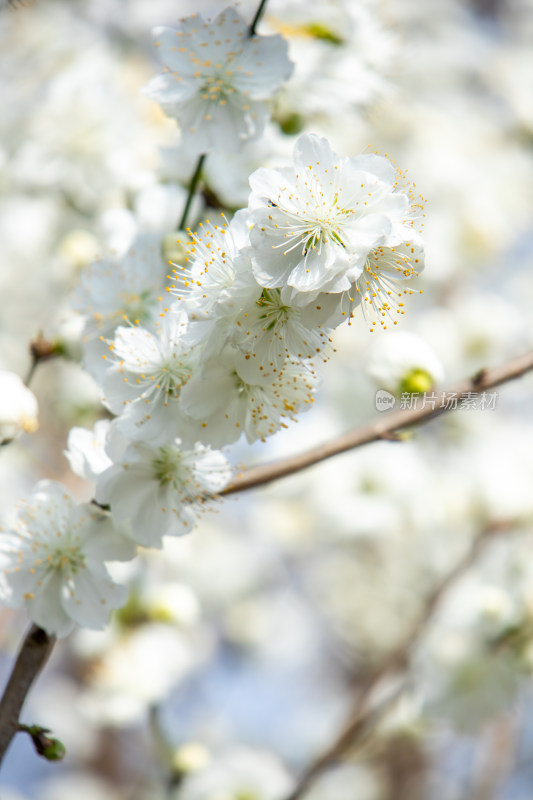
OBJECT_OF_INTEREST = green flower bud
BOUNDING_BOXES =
[399,368,434,396]
[278,112,305,136]
[38,737,66,761]
[19,725,66,761]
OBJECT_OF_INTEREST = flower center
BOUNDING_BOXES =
[200,75,236,107]
[256,289,294,330]
[49,542,85,574]
[119,289,158,325]
[233,371,260,399]
[154,361,192,399]
[277,204,348,259]
[152,446,187,487]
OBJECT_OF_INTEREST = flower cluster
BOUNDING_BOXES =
[66,130,423,555]
[0,4,424,639]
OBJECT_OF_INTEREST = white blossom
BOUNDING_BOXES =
[101,307,197,445]
[232,287,339,380]
[143,7,293,153]
[64,420,129,487]
[0,370,38,441]
[180,346,319,447]
[95,439,231,548]
[248,134,424,322]
[0,481,134,637]
[352,238,425,330]
[170,209,261,351]
[64,420,113,483]
[72,233,167,379]
[172,212,337,378]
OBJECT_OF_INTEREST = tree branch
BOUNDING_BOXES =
[0,625,55,766]
[282,519,514,800]
[177,154,206,232]
[222,349,533,495]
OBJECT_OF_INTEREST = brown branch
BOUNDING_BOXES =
[0,625,55,766]
[222,349,533,495]
[282,519,513,800]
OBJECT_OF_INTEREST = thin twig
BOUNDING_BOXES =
[178,154,206,232]
[249,0,269,36]
[0,625,55,765]
[282,519,513,800]
[222,349,533,496]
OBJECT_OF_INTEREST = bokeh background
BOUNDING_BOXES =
[1,0,533,798]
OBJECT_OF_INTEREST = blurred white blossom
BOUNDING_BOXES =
[0,370,38,440]
[72,233,169,379]
[0,482,134,637]
[144,7,293,153]
[175,747,292,800]
[366,330,445,395]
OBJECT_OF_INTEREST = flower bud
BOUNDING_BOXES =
[399,368,435,396]
[19,725,66,761]
[366,332,444,397]
[37,735,67,761]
